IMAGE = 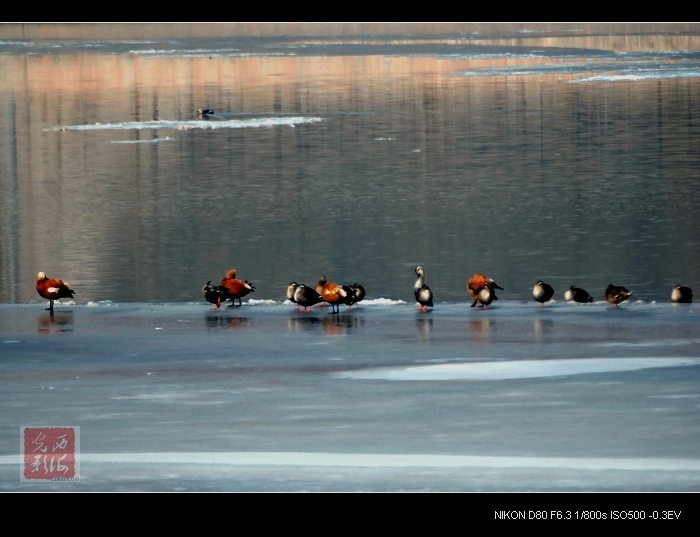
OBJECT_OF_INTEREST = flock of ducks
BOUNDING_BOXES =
[33,268,693,313]
[29,109,693,314]
[203,270,367,314]
[413,267,646,311]
[286,278,366,314]
[413,266,692,311]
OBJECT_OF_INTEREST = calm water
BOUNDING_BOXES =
[1,24,699,306]
[2,25,700,493]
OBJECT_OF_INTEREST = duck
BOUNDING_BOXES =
[605,284,633,307]
[348,283,366,308]
[314,275,328,307]
[671,285,693,303]
[197,108,215,117]
[321,280,350,314]
[467,273,504,307]
[315,275,327,295]
[35,271,75,311]
[293,284,325,312]
[533,280,555,308]
[287,282,300,309]
[414,266,433,312]
[564,285,594,303]
[220,268,255,307]
[203,280,230,310]
[341,285,355,309]
[475,282,499,309]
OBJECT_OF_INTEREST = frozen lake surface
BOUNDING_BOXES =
[1,299,699,492]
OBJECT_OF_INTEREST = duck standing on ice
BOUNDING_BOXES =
[565,285,594,303]
[671,285,692,303]
[414,266,433,312]
[36,271,75,312]
[533,280,554,308]
[605,284,633,307]
[467,273,504,308]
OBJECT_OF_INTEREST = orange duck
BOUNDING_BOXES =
[321,279,351,314]
[220,268,255,307]
[36,271,75,311]
[467,273,504,307]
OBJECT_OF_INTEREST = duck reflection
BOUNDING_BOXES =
[287,313,363,335]
[287,315,323,333]
[468,318,491,344]
[533,318,554,341]
[204,314,251,330]
[37,310,75,335]
[415,317,433,342]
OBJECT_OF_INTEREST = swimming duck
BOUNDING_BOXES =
[321,280,350,314]
[475,282,499,309]
[467,273,504,307]
[220,268,255,307]
[414,266,433,312]
[36,271,75,311]
[293,284,325,312]
[564,285,594,303]
[533,280,555,307]
[671,285,693,303]
[203,281,230,310]
[197,108,215,117]
[605,284,633,306]
[348,283,366,308]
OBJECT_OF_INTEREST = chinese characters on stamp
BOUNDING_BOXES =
[20,426,80,482]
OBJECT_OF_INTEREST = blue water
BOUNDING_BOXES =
[0,24,699,493]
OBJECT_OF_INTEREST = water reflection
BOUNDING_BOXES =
[204,314,251,330]
[0,25,698,306]
[37,310,74,335]
[415,317,433,343]
[468,318,492,344]
[287,313,363,335]
[533,318,554,341]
